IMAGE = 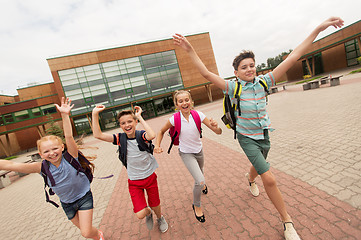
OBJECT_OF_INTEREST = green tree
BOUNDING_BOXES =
[45,114,64,141]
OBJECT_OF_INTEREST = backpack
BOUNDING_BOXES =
[167,110,202,154]
[41,150,93,208]
[221,77,269,139]
[115,130,154,168]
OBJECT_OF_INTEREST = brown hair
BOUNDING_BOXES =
[173,90,193,107]
[117,110,137,121]
[232,50,255,71]
[37,135,95,173]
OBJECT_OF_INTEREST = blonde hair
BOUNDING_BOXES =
[37,135,95,173]
[173,90,193,107]
[37,135,63,152]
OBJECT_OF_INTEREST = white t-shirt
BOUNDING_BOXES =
[169,110,206,153]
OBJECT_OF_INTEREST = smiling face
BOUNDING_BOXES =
[174,92,193,115]
[38,136,64,166]
[234,58,256,82]
[119,114,137,138]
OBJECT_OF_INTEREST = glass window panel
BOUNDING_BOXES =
[124,57,139,64]
[102,61,118,67]
[89,85,106,91]
[4,114,14,123]
[346,44,355,52]
[91,88,107,95]
[109,85,125,91]
[14,110,30,121]
[59,73,78,81]
[58,69,75,76]
[347,51,357,59]
[40,104,57,114]
[83,64,100,71]
[31,108,42,116]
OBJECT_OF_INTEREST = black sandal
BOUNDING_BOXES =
[192,204,206,223]
[202,185,208,194]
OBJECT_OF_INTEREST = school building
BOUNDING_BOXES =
[1,19,360,158]
[0,33,222,157]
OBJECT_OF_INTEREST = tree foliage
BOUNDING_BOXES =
[45,114,64,141]
[257,49,293,71]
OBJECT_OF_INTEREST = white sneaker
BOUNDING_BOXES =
[157,215,169,233]
[145,212,153,230]
[284,222,301,240]
[245,173,259,197]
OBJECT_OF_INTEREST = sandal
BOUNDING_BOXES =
[202,185,208,194]
[192,204,205,223]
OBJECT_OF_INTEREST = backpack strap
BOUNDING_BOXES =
[40,160,59,208]
[167,112,181,154]
[258,78,269,103]
[234,81,242,116]
[62,151,93,183]
[190,110,202,138]
[115,133,128,168]
[135,130,154,154]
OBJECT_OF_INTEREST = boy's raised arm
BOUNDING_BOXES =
[92,105,114,143]
[173,34,226,91]
[272,17,344,81]
[134,106,155,141]
[55,97,78,158]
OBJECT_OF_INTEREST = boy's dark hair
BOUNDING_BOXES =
[117,110,137,121]
[232,50,255,71]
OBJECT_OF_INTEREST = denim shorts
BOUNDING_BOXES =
[61,190,94,220]
[237,130,271,175]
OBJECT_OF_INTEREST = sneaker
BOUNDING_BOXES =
[157,215,169,233]
[284,222,301,240]
[98,230,105,240]
[145,212,153,230]
[245,173,259,197]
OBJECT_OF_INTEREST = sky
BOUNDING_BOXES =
[1,0,360,95]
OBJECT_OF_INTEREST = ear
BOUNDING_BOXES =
[61,144,65,151]
[234,70,239,78]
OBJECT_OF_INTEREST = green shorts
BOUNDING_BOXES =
[236,130,270,175]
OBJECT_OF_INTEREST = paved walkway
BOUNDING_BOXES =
[0,68,360,239]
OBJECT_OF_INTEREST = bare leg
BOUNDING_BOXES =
[135,207,151,219]
[151,205,162,219]
[260,170,292,222]
[71,209,100,240]
[248,165,259,182]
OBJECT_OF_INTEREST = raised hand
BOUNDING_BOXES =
[92,105,106,114]
[318,17,344,32]
[134,106,142,119]
[55,97,74,115]
[173,33,193,52]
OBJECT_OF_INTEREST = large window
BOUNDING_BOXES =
[58,50,183,115]
[345,38,361,67]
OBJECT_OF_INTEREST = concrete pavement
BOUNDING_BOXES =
[0,68,360,239]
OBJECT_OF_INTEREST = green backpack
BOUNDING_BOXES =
[221,77,269,139]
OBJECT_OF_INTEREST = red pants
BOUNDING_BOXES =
[128,172,160,213]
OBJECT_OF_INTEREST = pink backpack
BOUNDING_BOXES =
[167,110,202,154]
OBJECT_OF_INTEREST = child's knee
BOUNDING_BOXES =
[135,207,150,219]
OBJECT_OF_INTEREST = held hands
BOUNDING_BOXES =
[318,17,344,32]
[55,97,74,115]
[209,118,218,128]
[173,34,193,52]
[92,105,106,114]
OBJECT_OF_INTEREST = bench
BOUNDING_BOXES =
[330,75,342,86]
[0,159,35,188]
[303,75,343,91]
[0,170,12,188]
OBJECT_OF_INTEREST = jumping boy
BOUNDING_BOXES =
[92,105,168,233]
[172,17,344,240]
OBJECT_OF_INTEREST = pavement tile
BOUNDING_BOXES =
[1,70,361,239]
